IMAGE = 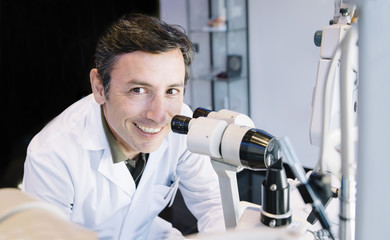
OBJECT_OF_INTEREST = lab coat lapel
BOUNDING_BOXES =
[119,139,169,239]
[98,149,135,196]
[136,138,168,190]
[125,138,169,212]
[82,96,135,196]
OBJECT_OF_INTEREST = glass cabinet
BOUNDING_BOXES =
[187,0,250,116]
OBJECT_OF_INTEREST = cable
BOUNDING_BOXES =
[0,202,67,224]
[308,229,333,240]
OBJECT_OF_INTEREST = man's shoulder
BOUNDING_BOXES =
[28,94,99,152]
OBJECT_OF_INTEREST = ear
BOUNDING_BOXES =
[90,68,106,105]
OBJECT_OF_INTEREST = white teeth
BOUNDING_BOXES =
[136,124,161,134]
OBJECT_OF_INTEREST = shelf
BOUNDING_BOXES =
[189,26,247,33]
[213,75,248,83]
[187,0,249,116]
[201,25,227,32]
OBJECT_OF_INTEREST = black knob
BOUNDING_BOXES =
[340,8,349,16]
[260,159,292,227]
[314,30,322,47]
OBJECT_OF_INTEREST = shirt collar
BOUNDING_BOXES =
[101,107,128,164]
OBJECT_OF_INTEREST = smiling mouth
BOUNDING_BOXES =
[135,123,162,134]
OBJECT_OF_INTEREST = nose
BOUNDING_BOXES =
[145,94,166,124]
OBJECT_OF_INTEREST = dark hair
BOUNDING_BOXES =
[94,13,194,98]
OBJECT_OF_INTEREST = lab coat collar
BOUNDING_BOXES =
[97,137,169,197]
[80,96,134,195]
[82,95,107,151]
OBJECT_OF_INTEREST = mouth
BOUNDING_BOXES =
[135,123,162,134]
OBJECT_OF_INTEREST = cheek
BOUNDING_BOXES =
[107,98,141,123]
[167,100,183,116]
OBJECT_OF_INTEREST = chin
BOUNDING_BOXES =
[140,140,164,154]
[137,129,170,153]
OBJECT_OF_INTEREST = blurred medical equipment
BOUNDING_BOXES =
[310,2,358,178]
[0,188,97,239]
[310,1,359,239]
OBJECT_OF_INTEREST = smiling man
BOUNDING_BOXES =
[91,49,185,161]
[22,14,225,239]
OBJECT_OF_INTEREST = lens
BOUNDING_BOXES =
[171,115,192,134]
[239,129,280,169]
[193,107,212,118]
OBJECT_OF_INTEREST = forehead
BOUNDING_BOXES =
[110,49,185,85]
[113,49,184,70]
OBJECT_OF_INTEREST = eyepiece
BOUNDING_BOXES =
[171,115,192,134]
[193,107,212,118]
[239,129,281,169]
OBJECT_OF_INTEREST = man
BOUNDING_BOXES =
[22,14,225,239]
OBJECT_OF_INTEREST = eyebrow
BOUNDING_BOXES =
[127,80,185,88]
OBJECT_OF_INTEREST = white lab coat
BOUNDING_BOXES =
[22,94,225,239]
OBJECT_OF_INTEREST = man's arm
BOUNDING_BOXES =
[22,151,74,218]
[176,149,226,233]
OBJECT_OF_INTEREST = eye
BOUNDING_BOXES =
[166,88,180,95]
[130,87,147,94]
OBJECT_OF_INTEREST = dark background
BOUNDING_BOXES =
[0,0,159,187]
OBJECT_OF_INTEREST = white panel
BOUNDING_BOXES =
[248,0,333,168]
[356,0,390,239]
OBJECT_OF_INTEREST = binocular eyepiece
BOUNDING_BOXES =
[171,108,281,170]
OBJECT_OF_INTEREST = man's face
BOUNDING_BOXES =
[96,49,185,158]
